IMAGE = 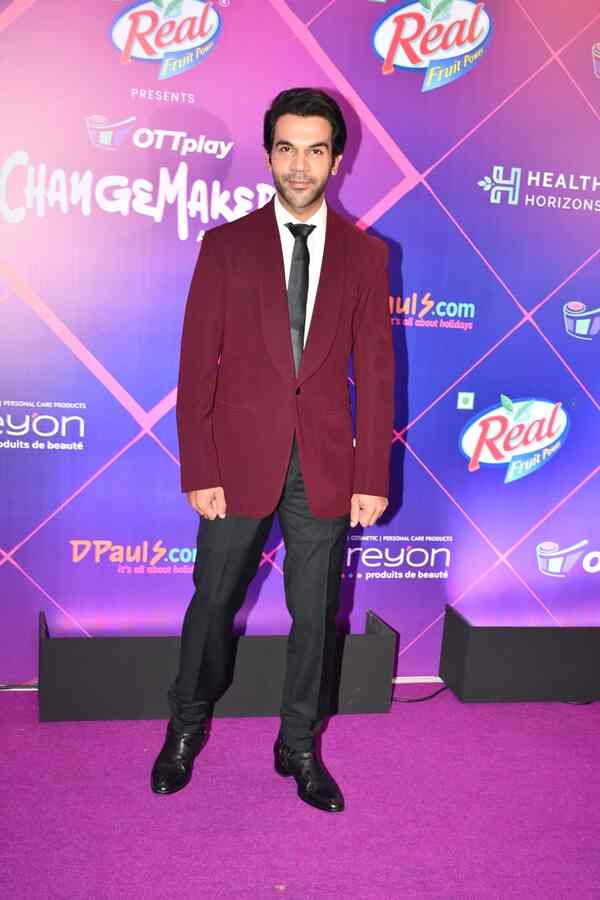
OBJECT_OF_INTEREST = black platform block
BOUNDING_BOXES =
[439,604,600,702]
[38,610,398,721]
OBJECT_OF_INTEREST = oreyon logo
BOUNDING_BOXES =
[111,0,221,80]
[372,1,492,91]
[460,395,569,483]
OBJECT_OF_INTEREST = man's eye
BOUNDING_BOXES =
[312,148,323,155]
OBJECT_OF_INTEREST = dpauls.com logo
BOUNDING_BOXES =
[111,0,221,81]
[389,290,475,332]
[371,1,492,92]
[69,539,197,574]
[460,394,569,483]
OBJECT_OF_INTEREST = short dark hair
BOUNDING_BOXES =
[263,88,347,159]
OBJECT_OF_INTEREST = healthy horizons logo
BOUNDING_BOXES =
[460,395,569,484]
[372,1,492,92]
[478,165,600,213]
[111,0,221,81]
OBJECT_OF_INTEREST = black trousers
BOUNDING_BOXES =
[168,434,350,751]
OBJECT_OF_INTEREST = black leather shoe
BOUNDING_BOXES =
[274,737,345,813]
[151,720,209,795]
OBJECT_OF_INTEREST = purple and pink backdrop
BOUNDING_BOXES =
[1,0,599,684]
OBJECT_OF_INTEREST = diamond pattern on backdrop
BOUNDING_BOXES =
[514,0,600,52]
[427,61,600,308]
[405,324,600,551]
[533,255,600,405]
[0,558,90,684]
[0,290,141,549]
[560,17,600,119]
[342,444,499,648]
[375,183,523,427]
[1,0,600,680]
[508,470,600,626]
[305,0,550,172]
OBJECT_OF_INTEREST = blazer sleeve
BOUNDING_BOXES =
[176,229,225,493]
[351,239,394,498]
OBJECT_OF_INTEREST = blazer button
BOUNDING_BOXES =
[295,387,301,395]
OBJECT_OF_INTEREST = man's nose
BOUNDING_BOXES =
[291,150,309,172]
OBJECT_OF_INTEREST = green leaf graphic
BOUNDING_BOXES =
[500,394,514,413]
[514,400,535,422]
[165,0,182,15]
[432,0,453,21]
[151,0,164,9]
[420,0,432,9]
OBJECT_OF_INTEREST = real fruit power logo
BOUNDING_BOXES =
[372,1,492,92]
[111,0,221,80]
[460,396,569,484]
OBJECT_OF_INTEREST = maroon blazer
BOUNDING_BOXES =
[176,197,395,519]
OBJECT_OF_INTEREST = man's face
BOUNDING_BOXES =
[267,113,342,218]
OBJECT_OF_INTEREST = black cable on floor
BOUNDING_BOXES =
[393,686,448,703]
[0,683,38,691]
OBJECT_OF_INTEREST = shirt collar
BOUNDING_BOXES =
[274,193,327,232]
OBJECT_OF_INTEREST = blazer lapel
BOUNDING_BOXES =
[298,206,346,386]
[257,198,347,385]
[257,199,297,382]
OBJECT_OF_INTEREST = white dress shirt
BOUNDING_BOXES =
[274,193,327,348]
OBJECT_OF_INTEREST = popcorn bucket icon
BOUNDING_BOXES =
[86,114,136,150]
[593,43,600,79]
[563,300,600,341]
[536,539,588,577]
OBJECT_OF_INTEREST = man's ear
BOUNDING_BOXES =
[331,154,343,175]
[265,150,272,170]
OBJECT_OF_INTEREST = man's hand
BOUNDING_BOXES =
[187,487,227,520]
[350,493,388,528]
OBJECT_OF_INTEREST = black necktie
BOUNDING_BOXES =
[285,222,316,376]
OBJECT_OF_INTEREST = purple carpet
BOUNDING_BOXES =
[2,685,599,899]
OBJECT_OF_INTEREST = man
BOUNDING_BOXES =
[151,88,395,813]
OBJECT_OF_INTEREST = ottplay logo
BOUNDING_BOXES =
[86,114,234,159]
[372,1,492,92]
[460,394,569,484]
[111,0,221,80]
[536,538,600,577]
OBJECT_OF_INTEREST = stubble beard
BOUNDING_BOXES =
[272,170,329,215]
